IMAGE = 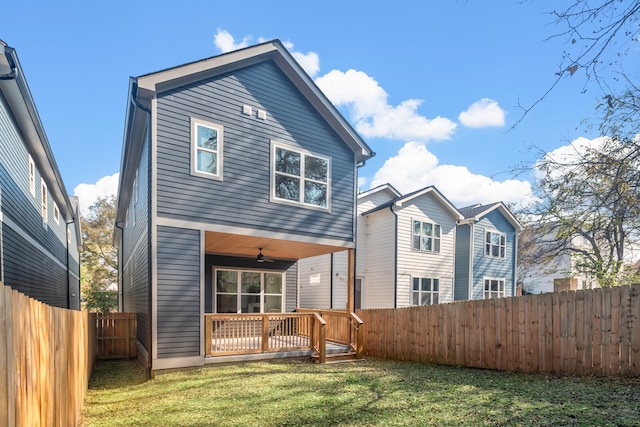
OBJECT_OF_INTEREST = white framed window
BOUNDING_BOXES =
[40,181,48,223]
[412,277,439,305]
[191,117,223,180]
[53,203,60,224]
[485,230,506,259]
[412,220,441,253]
[271,142,330,209]
[214,269,284,314]
[483,278,506,299]
[28,155,36,196]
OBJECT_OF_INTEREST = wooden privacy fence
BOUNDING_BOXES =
[0,282,96,427]
[95,312,137,360]
[358,284,640,377]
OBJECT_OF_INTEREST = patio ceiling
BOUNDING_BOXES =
[204,231,347,261]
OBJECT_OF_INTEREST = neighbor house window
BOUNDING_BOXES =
[53,203,60,224]
[191,117,223,180]
[215,269,284,313]
[28,155,36,196]
[484,278,506,299]
[272,143,330,209]
[485,230,506,258]
[412,277,439,305]
[40,182,48,223]
[413,220,440,252]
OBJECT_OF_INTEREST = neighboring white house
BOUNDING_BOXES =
[522,234,598,294]
[299,184,463,309]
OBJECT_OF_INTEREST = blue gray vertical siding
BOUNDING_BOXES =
[0,93,74,308]
[122,133,151,354]
[454,224,471,300]
[156,226,201,358]
[154,61,356,242]
[471,210,516,299]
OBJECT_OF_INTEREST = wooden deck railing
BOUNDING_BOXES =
[204,313,326,362]
[296,308,364,358]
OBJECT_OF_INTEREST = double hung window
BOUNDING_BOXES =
[483,278,506,299]
[191,118,223,180]
[40,182,48,223]
[412,220,441,252]
[485,230,506,258]
[412,277,439,305]
[272,143,330,209]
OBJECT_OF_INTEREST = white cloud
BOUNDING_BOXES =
[213,30,321,77]
[370,142,535,209]
[458,98,506,128]
[73,173,119,216]
[535,136,610,180]
[213,29,252,53]
[282,41,320,77]
[315,69,457,141]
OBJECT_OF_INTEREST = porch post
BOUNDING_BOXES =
[347,248,355,312]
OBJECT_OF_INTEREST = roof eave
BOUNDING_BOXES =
[0,41,76,222]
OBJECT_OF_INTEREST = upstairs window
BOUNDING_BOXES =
[484,278,506,299]
[53,203,60,224]
[40,182,48,223]
[485,230,506,259]
[412,277,439,305]
[413,220,441,253]
[28,155,36,196]
[191,118,223,180]
[272,143,330,209]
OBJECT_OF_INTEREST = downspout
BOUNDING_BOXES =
[389,204,398,308]
[115,223,124,311]
[65,219,74,309]
[468,222,474,300]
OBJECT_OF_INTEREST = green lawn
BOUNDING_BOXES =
[80,358,640,426]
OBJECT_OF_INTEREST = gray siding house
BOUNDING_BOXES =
[0,40,81,309]
[115,40,373,371]
[454,202,522,300]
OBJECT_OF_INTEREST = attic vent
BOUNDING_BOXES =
[242,105,252,115]
[257,109,266,120]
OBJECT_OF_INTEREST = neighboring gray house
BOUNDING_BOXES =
[115,40,373,371]
[300,184,463,309]
[454,202,522,300]
[0,40,81,309]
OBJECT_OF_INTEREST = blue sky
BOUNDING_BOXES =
[3,1,627,214]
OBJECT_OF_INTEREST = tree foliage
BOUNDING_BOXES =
[81,195,118,312]
[523,129,640,286]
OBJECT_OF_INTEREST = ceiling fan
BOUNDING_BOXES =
[257,248,275,263]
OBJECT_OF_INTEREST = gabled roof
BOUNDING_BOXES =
[0,40,76,223]
[361,185,464,220]
[357,183,401,200]
[458,201,523,232]
[116,39,374,226]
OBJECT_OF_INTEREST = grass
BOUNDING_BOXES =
[80,358,640,427]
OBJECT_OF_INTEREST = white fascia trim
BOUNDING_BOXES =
[152,356,205,371]
[156,216,355,249]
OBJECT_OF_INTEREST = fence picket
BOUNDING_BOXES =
[358,285,640,377]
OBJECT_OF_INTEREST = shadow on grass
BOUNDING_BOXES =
[84,358,640,427]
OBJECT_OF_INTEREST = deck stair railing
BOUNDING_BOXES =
[295,308,364,358]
